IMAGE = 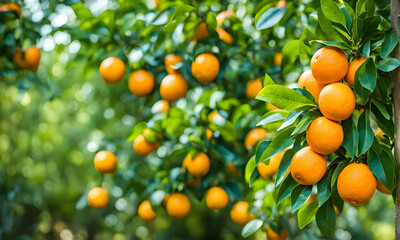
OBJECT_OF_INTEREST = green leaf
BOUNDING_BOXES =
[256,7,287,30]
[310,40,350,49]
[354,62,372,101]
[298,196,319,229]
[377,58,400,72]
[379,147,397,191]
[299,28,317,66]
[275,149,294,187]
[340,4,352,30]
[255,141,270,164]
[242,219,263,237]
[381,31,398,59]
[358,58,376,91]
[278,111,302,131]
[259,127,295,164]
[330,162,347,188]
[127,122,147,141]
[371,99,391,120]
[371,104,394,139]
[277,174,299,206]
[342,117,359,158]
[367,149,386,186]
[316,200,336,236]
[317,171,332,207]
[257,110,289,126]
[263,73,275,86]
[292,110,319,135]
[256,85,316,111]
[245,156,258,187]
[357,110,373,156]
[150,190,167,206]
[291,185,312,213]
[320,0,347,29]
[363,41,371,58]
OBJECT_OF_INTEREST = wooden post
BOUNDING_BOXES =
[391,0,400,239]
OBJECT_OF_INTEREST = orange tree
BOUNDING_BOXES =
[243,0,399,238]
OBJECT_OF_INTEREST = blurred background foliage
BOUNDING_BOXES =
[0,0,395,239]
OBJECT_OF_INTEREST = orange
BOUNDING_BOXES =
[216,10,236,25]
[191,53,220,84]
[298,70,326,101]
[99,57,125,83]
[266,226,288,240]
[151,100,170,114]
[290,146,327,185]
[208,110,219,122]
[276,0,286,8]
[13,49,30,69]
[318,82,356,121]
[184,153,210,176]
[345,56,367,86]
[206,186,229,210]
[267,103,280,111]
[244,128,267,150]
[230,201,256,226]
[166,193,191,218]
[216,27,233,44]
[138,200,157,221]
[377,179,391,195]
[333,205,340,216]
[24,46,40,68]
[311,47,348,84]
[227,162,239,177]
[375,128,388,140]
[274,53,282,66]
[165,54,182,74]
[337,163,377,205]
[0,2,21,17]
[162,193,170,205]
[257,151,285,180]
[128,70,154,97]
[133,134,159,156]
[194,22,210,41]
[206,128,213,140]
[246,77,263,98]
[94,151,117,174]
[160,73,188,102]
[306,116,343,155]
[88,187,109,209]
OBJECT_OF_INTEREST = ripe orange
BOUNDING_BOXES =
[162,193,170,205]
[306,116,344,155]
[99,57,125,83]
[206,128,213,140]
[375,128,388,140]
[337,163,377,205]
[246,77,263,98]
[244,128,267,150]
[133,134,159,156]
[216,27,233,44]
[138,200,157,221]
[290,146,327,185]
[165,54,182,74]
[0,2,21,17]
[274,53,282,66]
[377,179,391,195]
[206,186,229,210]
[88,187,109,209]
[160,73,188,102]
[184,153,210,177]
[311,47,348,84]
[266,226,288,240]
[230,201,256,226]
[24,46,40,68]
[216,10,236,25]
[208,110,219,122]
[345,56,367,86]
[318,82,356,121]
[13,49,30,69]
[151,100,170,114]
[194,22,210,41]
[166,193,191,218]
[298,70,326,101]
[257,151,285,180]
[94,151,117,174]
[227,162,239,177]
[128,70,154,97]
[276,0,286,8]
[191,53,220,84]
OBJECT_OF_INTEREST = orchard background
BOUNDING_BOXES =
[0,0,399,239]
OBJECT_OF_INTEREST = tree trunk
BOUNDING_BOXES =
[392,1,400,239]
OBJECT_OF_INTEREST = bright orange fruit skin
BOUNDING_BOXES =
[290,146,327,185]
[377,179,391,195]
[246,77,263,99]
[194,22,210,41]
[128,70,155,97]
[244,128,267,150]
[337,163,377,205]
[306,116,344,155]
[184,153,210,177]
[94,151,117,174]
[138,200,157,221]
[298,70,326,101]
[165,54,182,74]
[191,53,220,84]
[266,226,288,240]
[0,2,21,17]
[345,57,367,86]
[206,186,229,210]
[160,73,188,102]
[133,134,159,156]
[166,193,191,218]
[257,151,285,180]
[311,47,348,84]
[99,57,126,83]
[216,10,236,25]
[88,187,109,209]
[216,27,233,44]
